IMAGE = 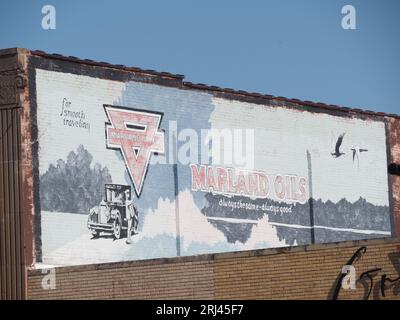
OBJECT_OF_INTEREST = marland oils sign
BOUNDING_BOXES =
[35,68,392,266]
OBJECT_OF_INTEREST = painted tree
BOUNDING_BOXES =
[40,145,112,214]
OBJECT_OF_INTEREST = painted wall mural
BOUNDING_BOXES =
[35,68,392,266]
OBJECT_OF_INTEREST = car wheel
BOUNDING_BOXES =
[91,230,100,238]
[113,216,122,239]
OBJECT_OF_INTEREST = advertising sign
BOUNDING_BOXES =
[35,69,391,266]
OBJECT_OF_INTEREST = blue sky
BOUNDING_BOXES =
[1,0,399,114]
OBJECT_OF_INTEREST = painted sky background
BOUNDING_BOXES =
[0,0,399,114]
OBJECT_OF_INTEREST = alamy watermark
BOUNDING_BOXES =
[150,121,256,170]
[341,265,357,290]
[41,5,56,30]
[41,268,56,290]
[40,4,357,32]
[341,5,356,30]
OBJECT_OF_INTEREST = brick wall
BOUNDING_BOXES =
[388,117,400,237]
[28,237,400,300]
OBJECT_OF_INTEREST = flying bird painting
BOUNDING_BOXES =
[351,146,368,167]
[331,133,346,158]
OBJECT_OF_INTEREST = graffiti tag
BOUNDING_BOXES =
[333,246,400,300]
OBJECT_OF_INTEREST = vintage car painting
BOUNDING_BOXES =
[87,184,138,240]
